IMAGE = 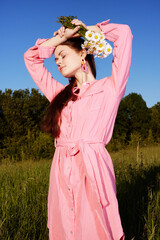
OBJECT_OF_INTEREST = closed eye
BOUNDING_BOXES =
[55,54,66,63]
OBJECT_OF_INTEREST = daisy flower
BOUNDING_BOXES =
[96,41,105,51]
[85,31,94,41]
[82,31,112,58]
[92,32,101,42]
[104,43,112,55]
[99,33,105,41]
[81,41,88,49]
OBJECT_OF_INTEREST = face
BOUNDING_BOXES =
[54,45,82,78]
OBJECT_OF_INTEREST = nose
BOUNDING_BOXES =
[56,59,62,66]
[56,61,62,67]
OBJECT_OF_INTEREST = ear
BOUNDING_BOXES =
[80,49,87,59]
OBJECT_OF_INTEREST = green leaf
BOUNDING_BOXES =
[55,16,87,38]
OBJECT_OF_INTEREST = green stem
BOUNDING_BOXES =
[56,16,87,39]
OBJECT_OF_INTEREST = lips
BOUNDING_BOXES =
[59,66,65,71]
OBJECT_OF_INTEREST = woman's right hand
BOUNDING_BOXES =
[53,26,80,40]
[41,20,83,48]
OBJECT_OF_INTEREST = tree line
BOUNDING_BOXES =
[0,89,159,162]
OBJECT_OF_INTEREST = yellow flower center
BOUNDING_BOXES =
[88,33,92,37]
[107,48,111,52]
[95,35,98,39]
[99,43,103,48]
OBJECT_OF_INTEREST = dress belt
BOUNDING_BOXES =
[55,138,105,155]
[54,138,109,207]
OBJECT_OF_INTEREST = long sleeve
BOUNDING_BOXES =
[24,39,65,102]
[97,20,133,99]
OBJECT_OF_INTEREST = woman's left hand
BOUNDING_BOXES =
[72,19,101,34]
[71,19,88,30]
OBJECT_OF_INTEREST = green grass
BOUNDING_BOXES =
[0,161,50,240]
[0,145,160,240]
[111,145,160,239]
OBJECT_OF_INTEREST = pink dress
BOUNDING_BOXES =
[24,19,133,240]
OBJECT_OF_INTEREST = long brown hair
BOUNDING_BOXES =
[42,38,96,138]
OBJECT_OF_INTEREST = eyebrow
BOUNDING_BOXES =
[54,50,65,61]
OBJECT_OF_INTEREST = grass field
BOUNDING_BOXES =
[0,145,160,240]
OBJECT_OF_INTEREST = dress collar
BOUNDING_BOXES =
[72,80,104,98]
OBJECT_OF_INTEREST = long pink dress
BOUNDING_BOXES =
[24,19,133,240]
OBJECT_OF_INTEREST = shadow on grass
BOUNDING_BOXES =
[117,164,160,240]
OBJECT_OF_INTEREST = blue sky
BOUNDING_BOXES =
[1,0,160,108]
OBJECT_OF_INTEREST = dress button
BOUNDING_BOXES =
[70,231,73,234]
[71,208,74,211]
[68,187,71,191]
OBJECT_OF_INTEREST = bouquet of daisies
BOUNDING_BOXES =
[56,16,112,58]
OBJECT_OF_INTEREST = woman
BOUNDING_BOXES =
[24,18,133,240]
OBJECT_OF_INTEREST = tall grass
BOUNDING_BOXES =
[0,161,50,240]
[0,145,160,240]
[111,145,160,239]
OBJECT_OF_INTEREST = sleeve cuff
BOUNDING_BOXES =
[96,19,110,31]
[35,38,55,59]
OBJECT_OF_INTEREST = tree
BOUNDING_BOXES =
[0,90,6,147]
[150,102,160,142]
[113,93,151,145]
[0,88,50,161]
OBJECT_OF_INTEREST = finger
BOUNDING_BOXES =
[53,31,58,36]
[59,29,63,37]
[60,26,65,32]
[57,29,63,38]
[70,27,81,38]
[81,22,87,29]
[71,19,82,25]
[72,33,81,38]
[53,26,65,37]
[58,27,65,37]
[71,19,87,29]
[60,26,65,37]
[72,25,80,34]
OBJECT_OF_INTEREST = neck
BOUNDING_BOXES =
[74,65,95,89]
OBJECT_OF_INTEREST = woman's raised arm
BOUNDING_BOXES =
[71,19,133,99]
[24,25,81,102]
[24,38,64,102]
[96,20,133,99]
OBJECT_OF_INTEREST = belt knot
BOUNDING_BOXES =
[55,138,105,156]
[68,143,80,156]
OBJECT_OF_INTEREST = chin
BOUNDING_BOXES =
[61,73,72,79]
[60,67,79,79]
[61,71,75,79]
